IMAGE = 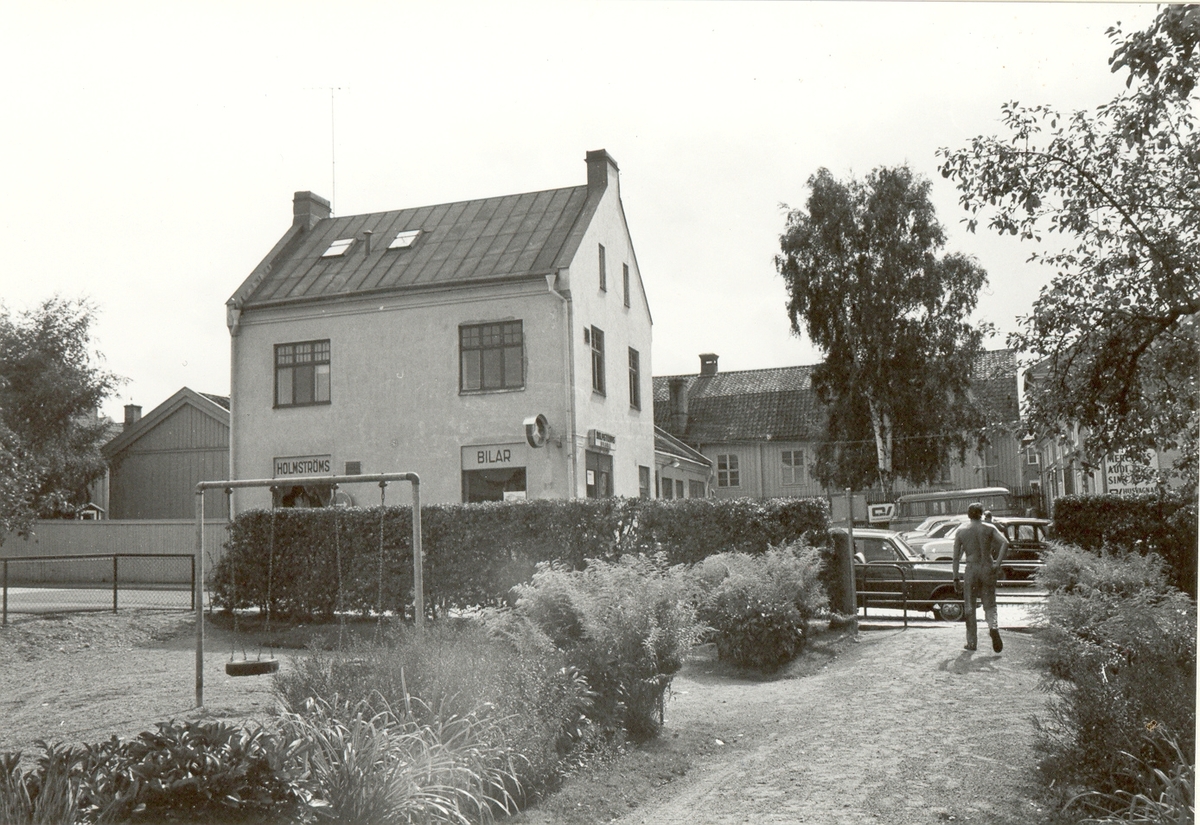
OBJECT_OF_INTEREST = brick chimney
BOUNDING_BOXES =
[293,191,331,231]
[667,377,689,434]
[700,353,719,376]
[586,149,619,197]
[123,404,142,430]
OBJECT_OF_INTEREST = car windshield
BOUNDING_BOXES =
[892,535,923,561]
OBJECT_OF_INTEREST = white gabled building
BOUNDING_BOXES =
[226,150,655,510]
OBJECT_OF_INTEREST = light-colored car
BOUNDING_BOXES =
[905,516,969,557]
[920,517,1054,579]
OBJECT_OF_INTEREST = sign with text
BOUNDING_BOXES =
[868,503,896,524]
[588,429,616,451]
[461,442,528,470]
[1105,451,1159,497]
[274,455,332,477]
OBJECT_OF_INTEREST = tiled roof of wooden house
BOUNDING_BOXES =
[653,350,1019,445]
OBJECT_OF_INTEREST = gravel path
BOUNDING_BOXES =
[612,624,1049,825]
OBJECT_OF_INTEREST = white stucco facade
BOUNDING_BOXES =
[228,151,653,511]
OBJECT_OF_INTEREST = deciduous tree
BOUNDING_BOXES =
[938,5,1199,487]
[776,166,991,496]
[0,297,120,531]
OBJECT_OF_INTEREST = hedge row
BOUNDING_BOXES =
[1052,492,1198,596]
[211,496,831,619]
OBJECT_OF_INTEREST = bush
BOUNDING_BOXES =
[511,555,703,742]
[1035,546,1197,810]
[1052,493,1198,596]
[692,542,828,672]
[0,721,310,825]
[275,617,594,803]
[211,497,832,619]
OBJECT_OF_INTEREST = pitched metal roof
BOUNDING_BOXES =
[653,351,1019,445]
[237,185,593,309]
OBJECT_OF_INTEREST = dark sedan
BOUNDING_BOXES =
[832,527,965,621]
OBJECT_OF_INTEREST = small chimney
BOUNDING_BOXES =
[586,149,620,196]
[293,191,331,231]
[700,353,719,376]
[123,404,142,430]
[363,230,373,255]
[668,377,689,434]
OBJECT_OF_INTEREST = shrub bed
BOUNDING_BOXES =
[1052,492,1198,596]
[1035,545,1197,819]
[211,497,830,619]
[691,541,829,672]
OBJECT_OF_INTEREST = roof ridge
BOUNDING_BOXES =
[317,184,588,225]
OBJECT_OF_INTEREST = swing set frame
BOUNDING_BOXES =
[192,472,422,708]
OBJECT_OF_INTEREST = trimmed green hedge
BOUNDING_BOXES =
[1052,493,1198,596]
[211,497,830,619]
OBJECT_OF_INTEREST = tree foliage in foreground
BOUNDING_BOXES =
[776,165,990,495]
[939,5,1200,488]
[0,297,120,534]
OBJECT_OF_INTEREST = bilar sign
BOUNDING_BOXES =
[460,442,528,470]
[274,455,332,477]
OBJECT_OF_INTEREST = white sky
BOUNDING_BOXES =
[0,1,1158,421]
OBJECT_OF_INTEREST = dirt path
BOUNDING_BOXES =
[1,613,1051,824]
[605,624,1049,825]
[0,612,290,757]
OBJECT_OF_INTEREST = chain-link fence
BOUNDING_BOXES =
[1,553,196,624]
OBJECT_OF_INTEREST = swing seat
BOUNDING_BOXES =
[226,658,279,677]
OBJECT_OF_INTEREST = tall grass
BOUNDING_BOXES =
[1071,730,1195,824]
[276,617,593,803]
[279,697,517,825]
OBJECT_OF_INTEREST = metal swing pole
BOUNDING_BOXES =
[194,487,205,707]
[194,472,423,707]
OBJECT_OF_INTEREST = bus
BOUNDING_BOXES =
[890,487,1016,532]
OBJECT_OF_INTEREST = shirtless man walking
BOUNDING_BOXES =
[952,502,1009,652]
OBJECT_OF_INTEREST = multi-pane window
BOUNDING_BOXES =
[622,264,630,307]
[275,340,331,407]
[628,347,641,410]
[717,454,740,487]
[1026,446,1040,465]
[590,326,605,395]
[460,321,524,392]
[638,465,651,499]
[781,449,805,485]
[598,244,607,291]
[689,480,706,498]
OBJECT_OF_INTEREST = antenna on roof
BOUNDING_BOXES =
[328,87,345,215]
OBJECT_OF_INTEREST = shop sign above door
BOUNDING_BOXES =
[460,443,528,470]
[274,455,332,477]
[588,429,616,451]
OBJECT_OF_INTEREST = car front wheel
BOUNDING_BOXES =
[932,587,964,622]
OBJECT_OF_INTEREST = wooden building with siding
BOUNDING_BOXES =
[101,388,230,519]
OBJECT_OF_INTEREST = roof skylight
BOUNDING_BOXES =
[389,229,421,250]
[322,238,354,258]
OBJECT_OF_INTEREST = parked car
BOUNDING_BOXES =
[920,517,1054,579]
[902,515,964,540]
[904,516,969,557]
[831,527,965,621]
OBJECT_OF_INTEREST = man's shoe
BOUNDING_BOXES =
[990,628,1003,653]
[964,642,976,651]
